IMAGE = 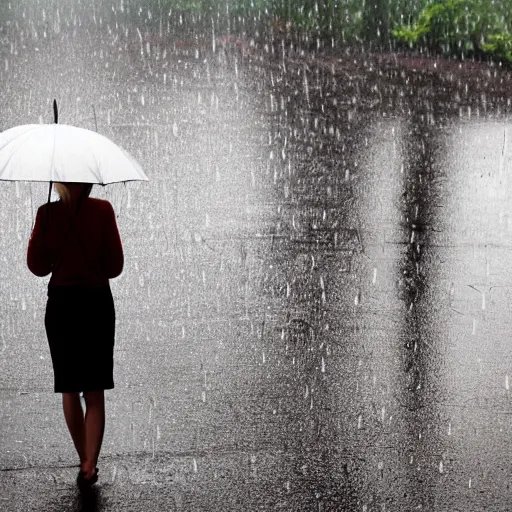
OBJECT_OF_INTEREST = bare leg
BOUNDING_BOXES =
[81,390,105,479]
[62,392,86,465]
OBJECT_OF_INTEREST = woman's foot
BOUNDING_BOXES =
[77,467,98,488]
[77,460,98,486]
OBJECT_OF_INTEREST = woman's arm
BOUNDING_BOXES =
[101,201,124,279]
[27,205,53,277]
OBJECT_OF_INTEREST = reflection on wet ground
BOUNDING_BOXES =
[1,20,512,511]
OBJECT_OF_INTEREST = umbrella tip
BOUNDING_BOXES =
[53,99,58,124]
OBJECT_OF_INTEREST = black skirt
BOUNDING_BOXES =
[45,285,116,393]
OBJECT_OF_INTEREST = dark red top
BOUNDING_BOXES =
[27,198,124,287]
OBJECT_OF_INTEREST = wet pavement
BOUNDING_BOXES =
[2,11,512,511]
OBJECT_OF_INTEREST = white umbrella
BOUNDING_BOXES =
[0,100,147,228]
[0,123,148,185]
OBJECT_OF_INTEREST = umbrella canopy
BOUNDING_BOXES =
[0,123,147,184]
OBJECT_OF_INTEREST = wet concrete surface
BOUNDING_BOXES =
[2,16,512,511]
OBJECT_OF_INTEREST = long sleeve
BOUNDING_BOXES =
[27,206,52,277]
[101,202,124,279]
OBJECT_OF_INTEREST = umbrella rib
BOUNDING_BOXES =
[90,145,103,183]
[81,130,103,184]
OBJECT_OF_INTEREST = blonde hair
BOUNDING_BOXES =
[54,183,71,202]
[54,183,93,203]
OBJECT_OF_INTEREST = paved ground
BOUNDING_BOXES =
[2,13,512,511]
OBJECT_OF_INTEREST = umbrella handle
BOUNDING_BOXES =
[43,180,52,237]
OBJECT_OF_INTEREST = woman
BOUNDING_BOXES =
[27,182,123,488]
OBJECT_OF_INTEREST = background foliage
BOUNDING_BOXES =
[121,0,512,60]
[391,0,512,60]
[0,0,510,61]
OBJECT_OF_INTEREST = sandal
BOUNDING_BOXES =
[77,467,98,489]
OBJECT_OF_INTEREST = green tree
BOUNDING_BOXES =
[392,0,512,60]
